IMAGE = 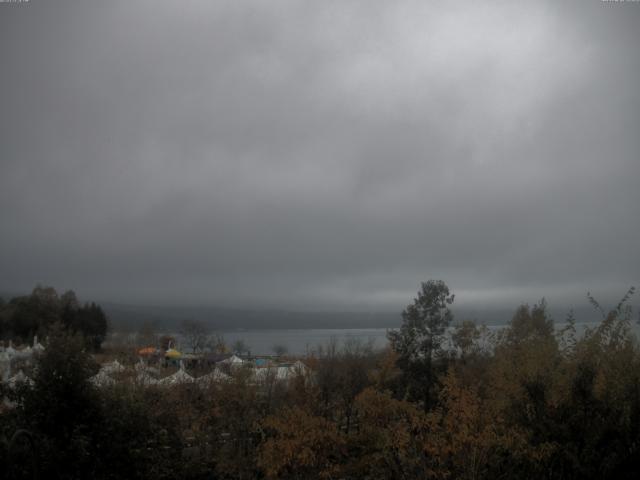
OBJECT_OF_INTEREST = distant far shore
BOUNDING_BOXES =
[103,301,620,332]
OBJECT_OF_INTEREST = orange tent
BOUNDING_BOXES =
[138,347,156,356]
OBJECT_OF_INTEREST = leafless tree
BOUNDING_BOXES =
[179,319,210,354]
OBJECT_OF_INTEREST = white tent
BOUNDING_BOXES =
[252,361,310,385]
[5,343,16,358]
[134,358,147,372]
[7,346,34,362]
[19,346,33,357]
[101,359,125,375]
[197,368,230,387]
[136,371,158,386]
[252,365,292,383]
[90,370,115,387]
[289,360,309,376]
[221,354,244,365]
[7,370,34,388]
[252,367,271,383]
[278,366,294,380]
[0,350,10,364]
[157,366,194,386]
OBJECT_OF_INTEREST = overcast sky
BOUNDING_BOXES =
[1,0,638,312]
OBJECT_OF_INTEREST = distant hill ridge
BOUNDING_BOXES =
[2,290,628,331]
[101,302,616,332]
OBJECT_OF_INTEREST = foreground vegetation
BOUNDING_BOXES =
[1,282,639,479]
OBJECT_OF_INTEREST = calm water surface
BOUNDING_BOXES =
[111,321,639,356]
[217,321,638,355]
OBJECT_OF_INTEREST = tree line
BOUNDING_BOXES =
[0,286,108,351]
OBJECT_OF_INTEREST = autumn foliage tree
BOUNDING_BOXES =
[259,407,346,480]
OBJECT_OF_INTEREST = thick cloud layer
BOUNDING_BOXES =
[1,0,638,311]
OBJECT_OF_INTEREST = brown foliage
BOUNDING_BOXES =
[259,407,346,480]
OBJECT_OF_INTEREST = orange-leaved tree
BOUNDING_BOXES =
[258,406,346,480]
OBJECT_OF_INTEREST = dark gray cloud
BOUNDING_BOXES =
[1,0,639,312]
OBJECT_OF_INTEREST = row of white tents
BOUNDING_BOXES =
[0,338,45,362]
[4,369,35,388]
[2,346,311,391]
[90,362,231,388]
[0,338,45,385]
[89,358,310,388]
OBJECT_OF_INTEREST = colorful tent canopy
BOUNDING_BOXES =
[255,358,268,367]
[165,348,182,359]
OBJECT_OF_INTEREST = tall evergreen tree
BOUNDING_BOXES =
[388,280,454,410]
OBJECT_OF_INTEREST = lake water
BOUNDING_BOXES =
[110,320,639,356]
[215,321,639,355]
[219,328,390,355]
